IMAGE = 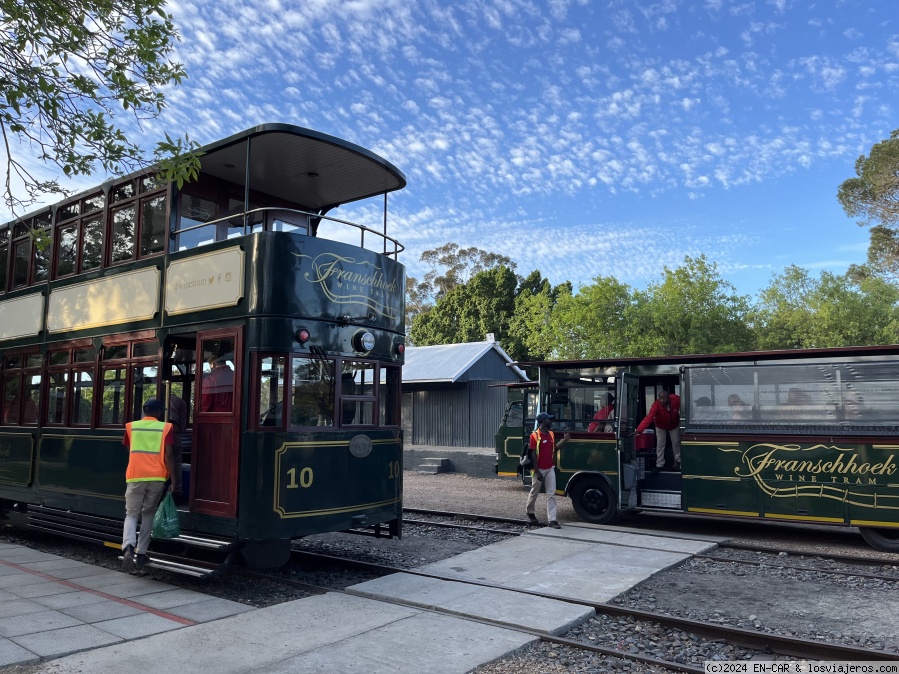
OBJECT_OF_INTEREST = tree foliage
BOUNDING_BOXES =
[406,243,515,328]
[0,0,201,213]
[838,129,899,281]
[752,266,899,349]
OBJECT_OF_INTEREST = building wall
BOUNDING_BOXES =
[406,380,512,448]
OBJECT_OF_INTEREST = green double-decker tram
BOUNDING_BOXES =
[0,124,407,571]
[496,347,899,552]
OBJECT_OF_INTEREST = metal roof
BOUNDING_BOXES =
[403,341,528,383]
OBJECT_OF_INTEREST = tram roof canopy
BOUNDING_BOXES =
[199,124,407,212]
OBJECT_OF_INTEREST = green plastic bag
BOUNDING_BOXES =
[152,492,181,539]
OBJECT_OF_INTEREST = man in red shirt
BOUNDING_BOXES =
[587,394,615,433]
[636,390,681,473]
[525,412,569,528]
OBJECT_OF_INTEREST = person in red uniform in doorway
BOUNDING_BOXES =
[636,390,681,473]
[587,394,615,432]
[201,354,234,412]
[121,398,178,573]
[525,412,569,528]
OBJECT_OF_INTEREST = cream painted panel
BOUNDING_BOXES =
[48,267,160,333]
[165,246,245,316]
[0,293,44,340]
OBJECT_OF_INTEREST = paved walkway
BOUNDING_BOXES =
[2,524,727,673]
[0,542,252,667]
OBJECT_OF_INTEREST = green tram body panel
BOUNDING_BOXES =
[499,346,899,549]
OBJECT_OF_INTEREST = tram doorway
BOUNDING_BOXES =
[163,328,242,518]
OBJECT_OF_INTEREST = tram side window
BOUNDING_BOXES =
[291,358,334,428]
[0,227,8,292]
[101,367,128,425]
[1,354,41,426]
[379,365,401,426]
[46,371,69,426]
[110,206,136,264]
[140,195,167,256]
[257,356,286,428]
[72,369,94,426]
[176,194,218,251]
[340,361,375,427]
[131,365,158,420]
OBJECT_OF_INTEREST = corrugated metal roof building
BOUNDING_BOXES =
[402,339,528,448]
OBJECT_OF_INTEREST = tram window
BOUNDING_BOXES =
[200,341,235,413]
[58,202,80,222]
[2,375,40,426]
[132,341,159,358]
[177,194,218,251]
[23,374,39,426]
[110,206,136,263]
[83,193,105,213]
[73,347,96,363]
[257,356,286,428]
[49,350,69,366]
[271,218,307,234]
[82,216,103,272]
[33,231,51,283]
[12,239,31,288]
[140,195,167,257]
[1,375,18,425]
[47,372,68,425]
[290,358,334,427]
[56,224,78,277]
[111,182,135,203]
[340,361,376,427]
[341,401,374,426]
[101,366,127,425]
[379,366,401,426]
[0,235,7,292]
[104,344,129,361]
[139,175,164,194]
[131,365,158,420]
[71,370,94,426]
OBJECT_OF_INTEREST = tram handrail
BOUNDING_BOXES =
[172,206,405,258]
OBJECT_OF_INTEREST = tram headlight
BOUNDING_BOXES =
[353,331,376,352]
[396,343,405,355]
[295,328,310,344]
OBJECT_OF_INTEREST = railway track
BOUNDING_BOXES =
[243,548,899,664]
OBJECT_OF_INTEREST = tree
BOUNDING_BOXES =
[549,276,633,359]
[507,271,571,361]
[406,243,515,331]
[633,255,755,356]
[0,0,201,214]
[409,265,519,350]
[838,129,899,280]
[752,266,899,349]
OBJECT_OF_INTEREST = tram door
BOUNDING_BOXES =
[192,328,242,517]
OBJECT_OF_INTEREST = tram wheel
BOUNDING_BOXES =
[859,527,899,552]
[570,476,617,525]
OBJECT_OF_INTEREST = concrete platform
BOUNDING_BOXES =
[10,524,728,673]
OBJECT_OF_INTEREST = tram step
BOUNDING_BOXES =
[417,457,450,474]
[27,506,121,545]
[639,490,682,509]
[117,551,222,579]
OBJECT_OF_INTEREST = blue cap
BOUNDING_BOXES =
[143,398,164,415]
[536,412,555,423]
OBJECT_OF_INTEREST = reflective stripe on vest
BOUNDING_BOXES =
[126,418,170,483]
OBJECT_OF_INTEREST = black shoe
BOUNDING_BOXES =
[122,545,135,573]
[135,553,149,572]
[673,463,682,471]
[527,513,539,526]
[549,520,561,529]
[650,466,660,475]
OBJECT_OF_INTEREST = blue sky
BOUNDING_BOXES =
[8,0,899,299]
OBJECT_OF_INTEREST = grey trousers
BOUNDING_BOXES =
[122,481,166,554]
[655,427,682,468]
[526,467,558,523]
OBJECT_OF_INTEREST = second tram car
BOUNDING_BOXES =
[496,346,899,553]
[0,124,407,572]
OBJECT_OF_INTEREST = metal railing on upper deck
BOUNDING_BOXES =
[172,207,405,259]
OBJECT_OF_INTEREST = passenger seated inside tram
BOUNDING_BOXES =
[588,394,615,432]
[727,394,752,420]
